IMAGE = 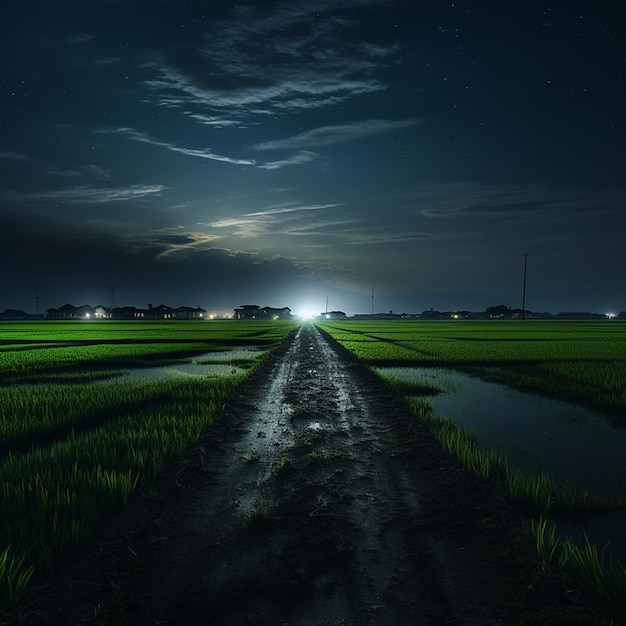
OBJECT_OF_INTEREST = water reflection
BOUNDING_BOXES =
[113,347,261,383]
[376,367,626,499]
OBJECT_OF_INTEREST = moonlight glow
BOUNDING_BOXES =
[0,2,624,316]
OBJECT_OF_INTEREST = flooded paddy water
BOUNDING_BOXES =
[109,346,261,382]
[376,366,626,556]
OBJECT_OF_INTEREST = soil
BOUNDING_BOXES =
[4,324,610,625]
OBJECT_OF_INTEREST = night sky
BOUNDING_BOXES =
[2,1,625,316]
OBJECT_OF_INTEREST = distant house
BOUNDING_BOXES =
[234,305,260,320]
[234,305,291,320]
[94,305,110,319]
[259,306,291,320]
[0,309,30,320]
[173,306,206,320]
[111,306,145,319]
[321,310,347,320]
[75,304,95,319]
[47,304,95,319]
[44,302,207,321]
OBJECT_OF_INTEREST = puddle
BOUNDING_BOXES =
[376,367,626,500]
[113,347,261,383]
[377,366,626,560]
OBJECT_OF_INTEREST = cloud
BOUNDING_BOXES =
[209,203,341,238]
[405,182,626,221]
[184,113,246,129]
[144,63,383,112]
[94,57,122,66]
[253,118,420,151]
[118,227,222,259]
[1,184,166,205]
[69,34,94,44]
[259,151,318,170]
[0,152,35,162]
[141,0,398,121]
[105,127,255,165]
[82,164,112,180]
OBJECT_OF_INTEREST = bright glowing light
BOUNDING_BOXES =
[298,307,314,320]
[606,312,616,319]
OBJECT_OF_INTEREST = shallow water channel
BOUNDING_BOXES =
[377,367,626,560]
[376,366,626,499]
[111,347,261,382]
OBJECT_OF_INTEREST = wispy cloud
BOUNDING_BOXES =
[119,227,222,259]
[69,34,94,44]
[0,152,35,162]
[105,127,255,165]
[142,0,397,122]
[209,203,341,237]
[1,184,166,204]
[259,151,318,170]
[185,113,246,129]
[253,119,420,151]
[94,57,121,66]
[404,182,626,221]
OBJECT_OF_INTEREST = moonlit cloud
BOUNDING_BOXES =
[119,227,222,259]
[406,183,626,221]
[259,151,318,170]
[244,203,339,217]
[141,0,397,123]
[0,152,35,162]
[208,203,342,238]
[253,119,421,151]
[1,184,167,204]
[104,127,255,165]
[185,113,246,129]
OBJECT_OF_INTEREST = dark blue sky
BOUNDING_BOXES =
[1,0,625,316]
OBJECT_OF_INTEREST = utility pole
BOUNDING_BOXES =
[35,291,39,320]
[371,287,374,317]
[325,296,328,315]
[521,253,527,319]
[109,285,116,319]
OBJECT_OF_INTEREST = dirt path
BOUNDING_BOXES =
[9,324,606,625]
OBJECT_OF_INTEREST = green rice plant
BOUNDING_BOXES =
[406,397,509,484]
[0,546,35,605]
[524,521,626,619]
[524,516,562,571]
[0,320,296,605]
[320,319,626,422]
[405,398,599,518]
[560,535,626,617]
[507,472,555,517]
[375,369,442,396]
[0,320,298,344]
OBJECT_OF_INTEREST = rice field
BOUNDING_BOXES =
[317,318,626,617]
[0,319,297,604]
[317,319,626,421]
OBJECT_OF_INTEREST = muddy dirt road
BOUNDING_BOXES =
[10,323,605,625]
